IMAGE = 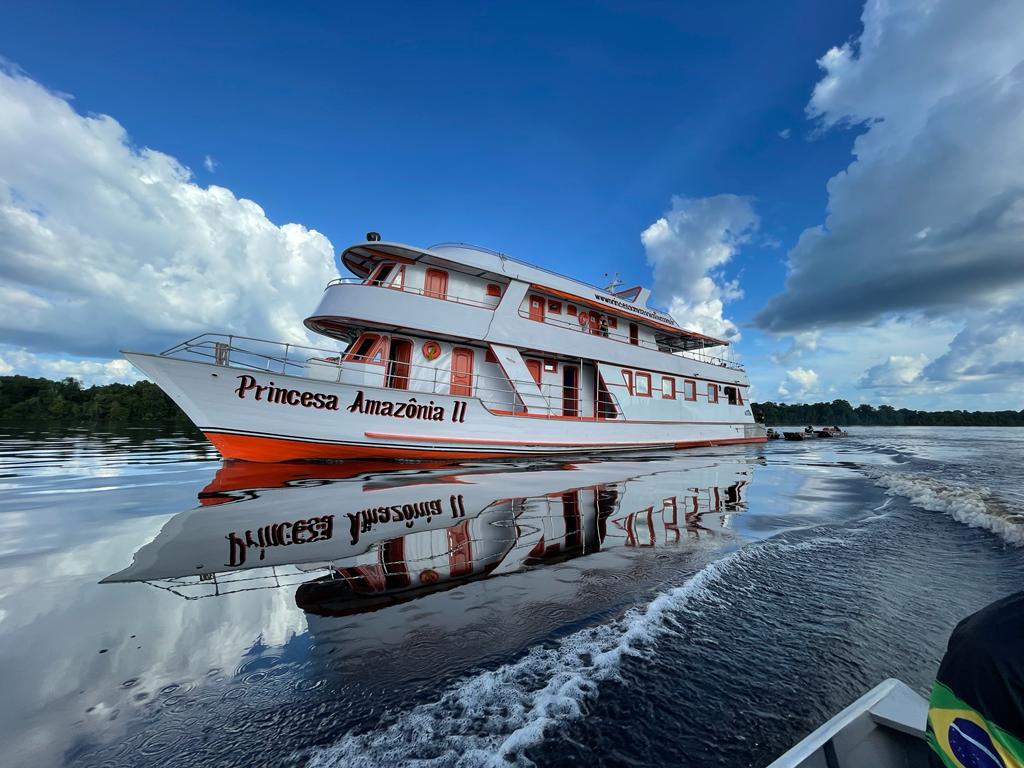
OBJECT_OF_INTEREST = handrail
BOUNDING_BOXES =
[517,309,744,371]
[160,333,628,421]
[322,278,498,310]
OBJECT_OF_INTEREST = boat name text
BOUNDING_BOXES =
[234,375,339,410]
[347,390,468,423]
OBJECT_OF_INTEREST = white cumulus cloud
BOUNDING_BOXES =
[0,66,336,368]
[859,353,929,388]
[755,0,1024,334]
[641,194,758,342]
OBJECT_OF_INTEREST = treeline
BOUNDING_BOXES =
[2,375,1022,428]
[0,375,191,426]
[752,400,1024,427]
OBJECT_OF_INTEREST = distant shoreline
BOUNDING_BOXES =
[1,374,1022,428]
[752,400,1024,428]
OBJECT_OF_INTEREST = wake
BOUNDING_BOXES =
[304,536,846,768]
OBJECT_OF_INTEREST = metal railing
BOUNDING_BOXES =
[161,333,625,420]
[517,309,744,370]
[322,278,499,310]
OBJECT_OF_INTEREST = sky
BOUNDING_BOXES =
[1,0,1022,410]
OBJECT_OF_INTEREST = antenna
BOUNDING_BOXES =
[603,272,623,292]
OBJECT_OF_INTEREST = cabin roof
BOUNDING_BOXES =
[339,240,729,348]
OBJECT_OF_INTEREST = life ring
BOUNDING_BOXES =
[422,341,442,360]
[419,569,440,585]
[578,313,590,329]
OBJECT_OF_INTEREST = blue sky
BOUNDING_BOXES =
[1,0,1023,408]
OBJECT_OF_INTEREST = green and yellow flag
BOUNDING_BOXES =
[926,590,1024,768]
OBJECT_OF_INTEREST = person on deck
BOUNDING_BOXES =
[927,590,1024,767]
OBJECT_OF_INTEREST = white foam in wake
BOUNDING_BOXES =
[305,538,840,768]
[869,469,1024,547]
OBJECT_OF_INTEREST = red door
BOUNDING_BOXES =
[528,295,545,322]
[425,268,449,299]
[386,339,412,389]
[526,359,542,385]
[629,323,639,345]
[451,348,474,396]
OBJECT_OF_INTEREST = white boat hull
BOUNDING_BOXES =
[125,352,766,461]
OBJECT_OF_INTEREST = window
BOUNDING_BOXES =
[629,323,639,345]
[485,348,498,364]
[345,333,386,365]
[621,369,633,394]
[661,376,676,399]
[390,265,405,289]
[548,300,562,314]
[684,380,697,401]
[544,359,558,373]
[486,283,502,297]
[724,385,740,405]
[635,372,652,397]
[708,383,719,403]
[369,263,394,286]
[608,317,617,329]
[567,305,577,316]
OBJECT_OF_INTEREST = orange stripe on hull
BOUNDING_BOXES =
[204,432,514,462]
[204,431,766,463]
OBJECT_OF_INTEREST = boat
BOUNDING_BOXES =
[783,426,849,441]
[769,678,929,768]
[783,429,817,441]
[123,237,766,462]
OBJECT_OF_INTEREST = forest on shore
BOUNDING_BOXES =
[751,400,1024,427]
[1,374,1022,428]
[0,375,193,426]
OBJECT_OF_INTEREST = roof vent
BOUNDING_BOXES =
[366,231,381,242]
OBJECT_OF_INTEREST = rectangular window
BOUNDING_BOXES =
[486,283,502,297]
[621,369,633,395]
[684,380,697,401]
[608,317,617,329]
[708,383,719,403]
[636,372,652,397]
[544,359,558,373]
[567,305,577,316]
[548,300,562,313]
[661,376,676,399]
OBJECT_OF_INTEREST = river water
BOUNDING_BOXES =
[1,426,1022,767]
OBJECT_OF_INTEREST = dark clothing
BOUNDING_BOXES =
[927,590,1024,767]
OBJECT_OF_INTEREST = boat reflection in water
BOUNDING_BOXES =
[103,454,755,616]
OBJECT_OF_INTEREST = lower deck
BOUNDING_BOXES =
[130,334,765,462]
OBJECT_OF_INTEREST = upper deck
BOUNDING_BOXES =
[306,239,742,374]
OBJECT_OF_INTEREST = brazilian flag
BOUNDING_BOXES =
[928,682,1023,768]
[926,591,1024,768]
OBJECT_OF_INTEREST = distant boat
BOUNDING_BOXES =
[123,237,766,462]
[783,426,849,441]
